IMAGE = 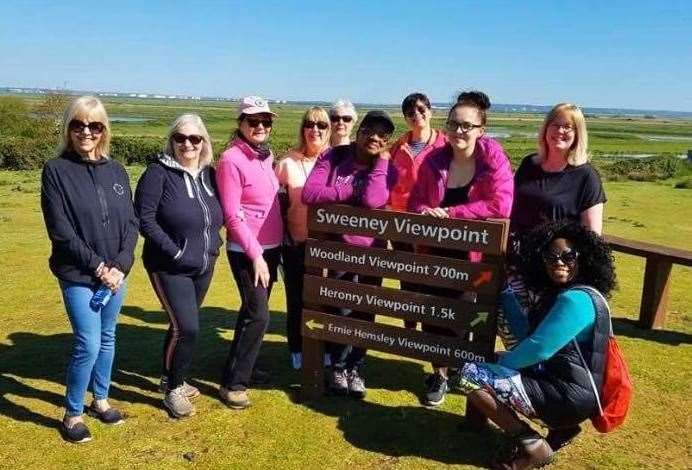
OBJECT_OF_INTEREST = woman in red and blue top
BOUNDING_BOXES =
[216,96,284,410]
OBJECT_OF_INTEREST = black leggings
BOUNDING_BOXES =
[328,272,382,371]
[281,243,306,354]
[148,268,214,389]
[222,247,281,391]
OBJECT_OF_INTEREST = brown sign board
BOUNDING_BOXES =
[303,275,496,332]
[303,309,494,366]
[304,239,501,294]
[307,205,507,255]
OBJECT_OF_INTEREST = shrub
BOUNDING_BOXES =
[110,136,165,164]
[0,137,56,170]
[604,155,684,181]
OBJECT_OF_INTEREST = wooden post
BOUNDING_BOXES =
[301,333,325,400]
[639,256,673,329]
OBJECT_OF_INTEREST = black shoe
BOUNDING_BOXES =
[423,373,448,406]
[546,426,581,451]
[60,420,92,444]
[87,404,125,425]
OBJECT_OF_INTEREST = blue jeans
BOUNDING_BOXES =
[59,281,126,416]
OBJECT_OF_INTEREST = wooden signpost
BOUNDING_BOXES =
[301,204,509,403]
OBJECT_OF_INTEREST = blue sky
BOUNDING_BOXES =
[1,1,690,111]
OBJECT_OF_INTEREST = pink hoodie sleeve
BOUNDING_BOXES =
[216,156,264,261]
[362,157,397,208]
[407,160,434,214]
[447,141,514,219]
[302,151,354,204]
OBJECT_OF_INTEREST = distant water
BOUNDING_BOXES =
[110,116,152,123]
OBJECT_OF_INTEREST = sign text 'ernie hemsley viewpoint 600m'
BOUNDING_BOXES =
[307,205,506,254]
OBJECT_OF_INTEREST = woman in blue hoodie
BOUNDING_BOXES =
[41,96,138,443]
[135,114,224,418]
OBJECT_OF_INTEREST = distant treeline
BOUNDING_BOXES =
[0,95,689,185]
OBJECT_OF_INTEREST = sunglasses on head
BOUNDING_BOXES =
[330,115,353,124]
[245,117,273,128]
[69,120,105,135]
[542,249,579,265]
[303,120,329,130]
[172,133,203,145]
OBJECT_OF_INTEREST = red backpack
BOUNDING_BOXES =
[573,286,633,433]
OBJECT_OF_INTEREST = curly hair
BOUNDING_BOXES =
[519,221,617,298]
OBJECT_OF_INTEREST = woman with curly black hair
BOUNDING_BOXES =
[458,221,616,469]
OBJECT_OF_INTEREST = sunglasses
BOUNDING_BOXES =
[358,127,391,140]
[330,115,353,124]
[303,120,329,130]
[445,120,483,134]
[69,120,105,135]
[404,105,429,118]
[542,249,579,265]
[245,117,273,128]
[172,133,204,145]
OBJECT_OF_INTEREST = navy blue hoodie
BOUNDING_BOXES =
[135,155,224,276]
[41,151,139,285]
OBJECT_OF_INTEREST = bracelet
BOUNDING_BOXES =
[95,262,106,277]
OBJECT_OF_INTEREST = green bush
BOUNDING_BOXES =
[0,137,56,170]
[110,136,165,165]
[604,155,684,181]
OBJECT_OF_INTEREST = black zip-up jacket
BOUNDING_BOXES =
[41,151,139,285]
[521,286,608,429]
[134,155,224,276]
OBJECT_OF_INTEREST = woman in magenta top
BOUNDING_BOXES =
[408,91,514,407]
[302,110,398,399]
[215,96,283,410]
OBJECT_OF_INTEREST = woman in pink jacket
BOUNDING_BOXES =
[216,96,284,410]
[408,91,514,407]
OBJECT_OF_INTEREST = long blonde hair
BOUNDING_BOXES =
[164,114,214,167]
[537,103,589,166]
[57,96,111,157]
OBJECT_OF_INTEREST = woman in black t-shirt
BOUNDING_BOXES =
[501,103,606,347]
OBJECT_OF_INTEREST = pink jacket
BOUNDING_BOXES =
[389,129,447,212]
[216,138,284,261]
[408,136,514,260]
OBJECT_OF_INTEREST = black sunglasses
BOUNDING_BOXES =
[330,115,353,123]
[172,133,203,145]
[303,120,329,130]
[69,120,105,135]
[542,249,579,265]
[445,120,483,133]
[245,117,273,128]
[404,105,429,118]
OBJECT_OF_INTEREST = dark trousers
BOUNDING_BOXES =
[328,272,381,371]
[281,242,306,354]
[222,247,281,391]
[148,268,214,389]
[391,241,424,329]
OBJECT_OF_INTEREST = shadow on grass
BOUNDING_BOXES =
[612,318,692,345]
[1,304,494,465]
[288,357,500,467]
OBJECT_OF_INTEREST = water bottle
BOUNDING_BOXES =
[90,285,112,311]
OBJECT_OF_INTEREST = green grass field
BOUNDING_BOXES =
[1,98,691,469]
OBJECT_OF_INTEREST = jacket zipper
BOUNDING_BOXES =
[191,172,211,274]
[89,165,110,227]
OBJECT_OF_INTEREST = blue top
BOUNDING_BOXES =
[497,289,596,370]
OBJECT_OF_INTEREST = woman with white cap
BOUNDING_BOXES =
[216,96,283,410]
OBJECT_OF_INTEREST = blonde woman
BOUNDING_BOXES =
[511,103,605,239]
[329,99,357,146]
[40,96,138,443]
[135,114,223,418]
[276,107,331,369]
[503,103,606,347]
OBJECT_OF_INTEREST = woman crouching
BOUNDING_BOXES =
[458,221,616,469]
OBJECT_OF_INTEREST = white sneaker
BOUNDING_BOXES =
[291,353,302,370]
